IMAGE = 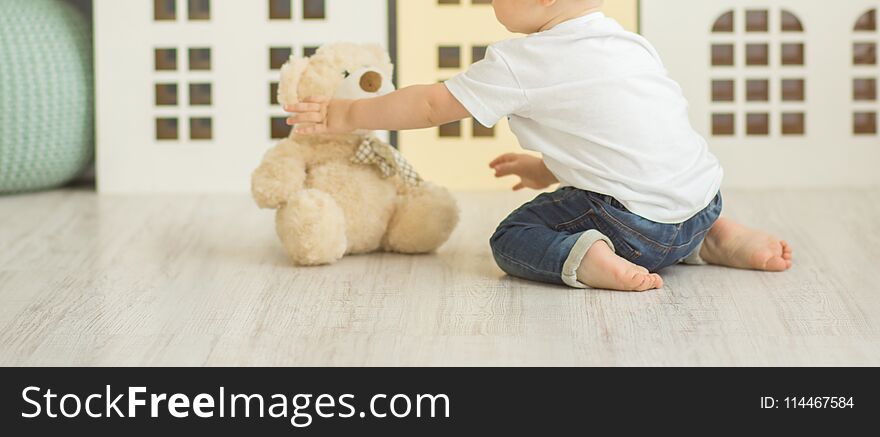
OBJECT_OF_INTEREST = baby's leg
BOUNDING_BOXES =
[490,190,662,292]
[699,218,793,271]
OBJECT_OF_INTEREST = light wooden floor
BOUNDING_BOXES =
[1,188,879,366]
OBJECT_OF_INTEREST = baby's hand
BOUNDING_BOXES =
[285,97,354,135]
[490,153,559,191]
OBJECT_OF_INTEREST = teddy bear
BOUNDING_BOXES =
[251,43,460,266]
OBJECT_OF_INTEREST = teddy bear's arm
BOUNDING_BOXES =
[251,142,308,210]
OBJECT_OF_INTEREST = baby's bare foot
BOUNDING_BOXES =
[700,218,793,272]
[577,241,664,292]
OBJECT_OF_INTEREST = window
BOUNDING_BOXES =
[438,46,461,69]
[189,83,212,106]
[711,44,734,66]
[709,9,806,137]
[269,0,291,19]
[854,43,877,65]
[855,9,876,31]
[853,9,879,135]
[781,43,805,65]
[439,121,462,137]
[746,10,768,32]
[155,48,177,71]
[190,117,213,140]
[854,78,877,101]
[472,119,494,138]
[746,43,769,66]
[156,118,179,140]
[781,79,805,101]
[189,48,212,71]
[712,114,735,136]
[712,11,734,32]
[270,82,280,105]
[712,80,735,102]
[781,11,803,32]
[155,84,178,106]
[746,113,770,135]
[746,80,769,102]
[154,0,176,21]
[472,45,488,63]
[303,0,326,19]
[271,117,292,139]
[188,0,210,20]
[854,112,877,134]
[304,46,319,57]
[782,113,805,135]
[270,47,292,70]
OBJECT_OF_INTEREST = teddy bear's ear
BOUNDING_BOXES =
[278,56,311,107]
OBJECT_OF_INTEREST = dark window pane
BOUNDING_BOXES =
[438,46,461,69]
[303,46,319,57]
[782,79,805,101]
[155,83,178,106]
[188,0,210,20]
[854,9,876,31]
[154,0,176,21]
[271,117,292,139]
[746,10,768,32]
[746,80,769,101]
[439,121,461,137]
[712,114,735,136]
[472,119,494,137]
[472,45,488,64]
[156,118,179,140]
[854,78,877,101]
[781,43,805,66]
[854,43,877,65]
[303,0,325,19]
[747,113,770,136]
[781,10,804,32]
[712,80,735,102]
[269,0,291,19]
[270,47,292,70]
[190,117,213,140]
[270,82,279,105]
[155,48,177,71]
[712,11,734,33]
[189,48,212,71]
[854,112,877,135]
[189,83,212,106]
[712,44,734,66]
[746,44,769,66]
[782,113,805,135]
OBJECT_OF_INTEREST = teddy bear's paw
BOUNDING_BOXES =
[276,189,348,266]
[384,185,460,254]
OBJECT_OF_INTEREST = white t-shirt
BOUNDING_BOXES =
[445,12,723,224]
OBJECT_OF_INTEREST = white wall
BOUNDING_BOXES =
[642,0,880,188]
[95,0,389,193]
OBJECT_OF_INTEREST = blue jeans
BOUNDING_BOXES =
[490,188,723,288]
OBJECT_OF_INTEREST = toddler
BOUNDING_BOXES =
[285,0,793,292]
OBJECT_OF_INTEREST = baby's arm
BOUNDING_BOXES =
[490,154,559,191]
[286,83,471,135]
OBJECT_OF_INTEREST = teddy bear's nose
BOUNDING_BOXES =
[359,71,382,93]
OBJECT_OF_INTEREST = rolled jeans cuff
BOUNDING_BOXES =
[561,230,616,289]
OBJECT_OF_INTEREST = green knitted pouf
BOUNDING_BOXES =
[0,0,93,194]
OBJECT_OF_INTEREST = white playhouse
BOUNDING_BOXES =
[641,0,880,187]
[94,0,391,193]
